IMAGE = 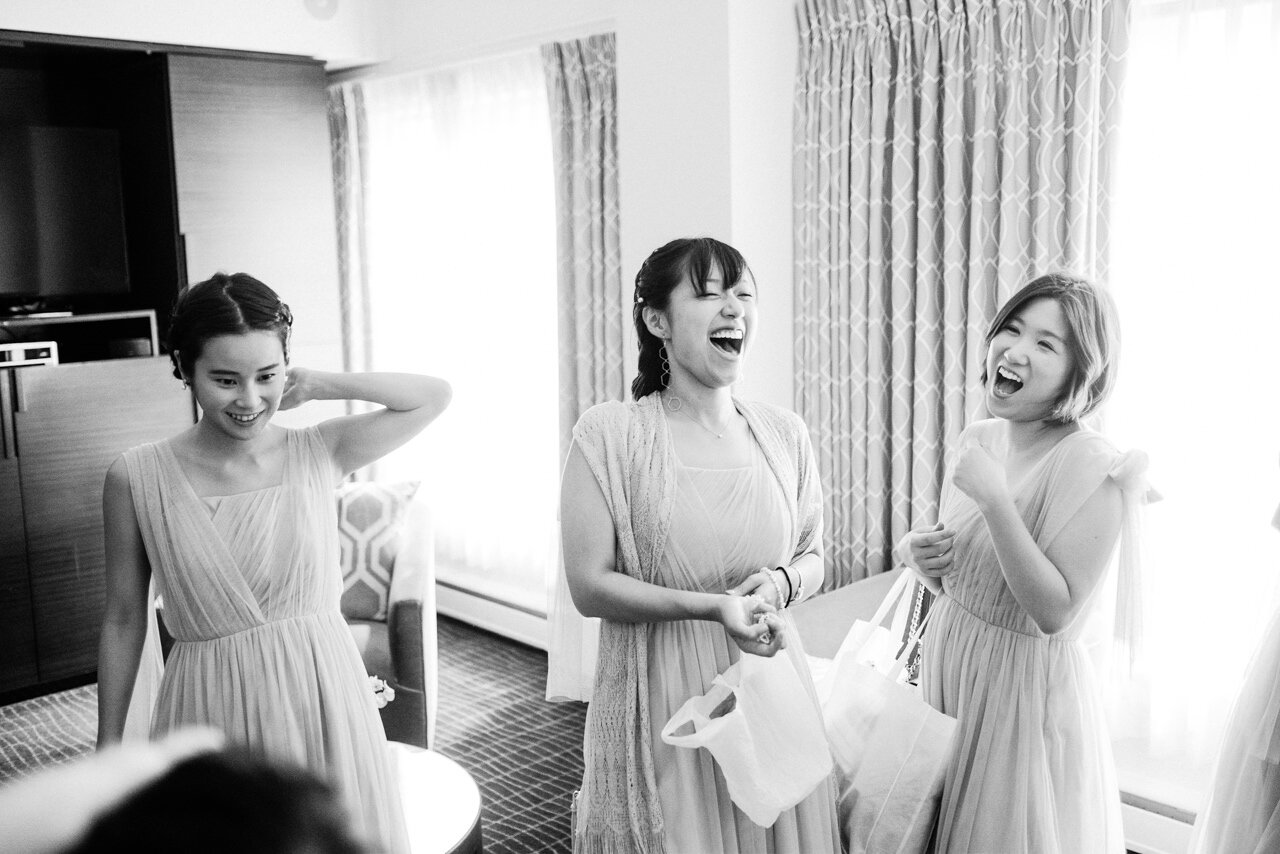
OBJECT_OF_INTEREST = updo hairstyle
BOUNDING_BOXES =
[165,272,293,382]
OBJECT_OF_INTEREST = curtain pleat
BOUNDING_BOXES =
[794,0,1131,589]
[327,85,374,379]
[541,32,622,703]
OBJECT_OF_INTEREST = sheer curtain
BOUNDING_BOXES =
[1106,0,1280,813]
[329,51,560,617]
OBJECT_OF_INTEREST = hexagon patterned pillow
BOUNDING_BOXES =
[336,481,422,621]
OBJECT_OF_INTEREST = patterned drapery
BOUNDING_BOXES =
[543,32,627,461]
[794,0,1131,588]
[541,33,623,703]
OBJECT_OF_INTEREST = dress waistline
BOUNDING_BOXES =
[169,610,340,645]
[937,594,1081,644]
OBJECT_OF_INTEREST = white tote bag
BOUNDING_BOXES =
[814,572,958,854]
[661,649,833,828]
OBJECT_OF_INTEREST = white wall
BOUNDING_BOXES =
[375,0,615,74]
[618,0,797,409]
[0,0,382,68]
[727,0,798,410]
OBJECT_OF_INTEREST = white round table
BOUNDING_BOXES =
[393,743,484,853]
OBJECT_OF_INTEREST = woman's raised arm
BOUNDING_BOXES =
[283,368,452,478]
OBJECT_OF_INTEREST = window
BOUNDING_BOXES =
[1106,0,1280,814]
[353,50,559,619]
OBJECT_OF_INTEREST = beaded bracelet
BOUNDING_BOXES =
[774,565,794,605]
[763,567,787,609]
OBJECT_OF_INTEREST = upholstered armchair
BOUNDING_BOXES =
[337,481,439,750]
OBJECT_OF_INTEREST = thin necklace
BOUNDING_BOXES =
[664,392,730,439]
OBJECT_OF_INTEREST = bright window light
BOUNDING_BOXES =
[1106,0,1280,813]
[356,50,559,616]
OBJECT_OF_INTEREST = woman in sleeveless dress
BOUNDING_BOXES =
[561,238,840,854]
[899,274,1150,853]
[1189,498,1280,853]
[96,273,451,853]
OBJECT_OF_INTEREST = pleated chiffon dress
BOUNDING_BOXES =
[645,439,841,854]
[920,422,1148,854]
[123,427,410,853]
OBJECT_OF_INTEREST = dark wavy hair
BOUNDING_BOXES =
[982,272,1121,423]
[631,237,749,400]
[165,272,293,382]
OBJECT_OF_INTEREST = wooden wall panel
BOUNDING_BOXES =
[167,53,345,428]
[15,357,194,681]
[0,369,37,691]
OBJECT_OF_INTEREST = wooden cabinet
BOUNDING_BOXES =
[0,371,37,693]
[0,358,193,693]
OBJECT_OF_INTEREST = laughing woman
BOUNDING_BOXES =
[561,238,840,854]
[900,274,1151,854]
[96,273,451,854]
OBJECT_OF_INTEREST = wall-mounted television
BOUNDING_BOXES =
[0,125,131,312]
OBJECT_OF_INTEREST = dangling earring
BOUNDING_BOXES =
[660,342,682,411]
[181,379,190,390]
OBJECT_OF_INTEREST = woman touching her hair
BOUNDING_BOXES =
[96,273,451,853]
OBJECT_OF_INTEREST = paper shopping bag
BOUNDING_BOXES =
[661,649,833,828]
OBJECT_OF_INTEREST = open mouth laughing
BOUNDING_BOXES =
[992,365,1024,399]
[710,328,744,357]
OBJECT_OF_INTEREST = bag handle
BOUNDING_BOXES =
[868,570,914,630]
[660,672,738,748]
[883,598,937,682]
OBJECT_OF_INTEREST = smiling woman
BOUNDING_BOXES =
[95,272,451,854]
[560,237,841,853]
[899,274,1147,854]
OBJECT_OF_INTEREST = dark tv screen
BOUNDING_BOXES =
[0,126,130,301]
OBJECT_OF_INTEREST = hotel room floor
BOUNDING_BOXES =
[0,616,588,854]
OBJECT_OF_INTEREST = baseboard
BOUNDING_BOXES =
[1123,799,1194,854]
[435,580,549,651]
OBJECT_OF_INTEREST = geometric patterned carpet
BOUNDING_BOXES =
[431,617,586,853]
[0,616,587,854]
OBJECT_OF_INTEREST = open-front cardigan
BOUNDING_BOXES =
[569,392,824,854]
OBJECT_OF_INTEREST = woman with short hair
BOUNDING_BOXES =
[901,273,1150,853]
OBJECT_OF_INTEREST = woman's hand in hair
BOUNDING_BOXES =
[717,595,786,657]
[278,365,313,411]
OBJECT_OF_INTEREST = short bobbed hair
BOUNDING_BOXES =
[165,272,293,382]
[982,272,1120,424]
[631,237,750,400]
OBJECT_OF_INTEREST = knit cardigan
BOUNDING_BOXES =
[570,392,824,854]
